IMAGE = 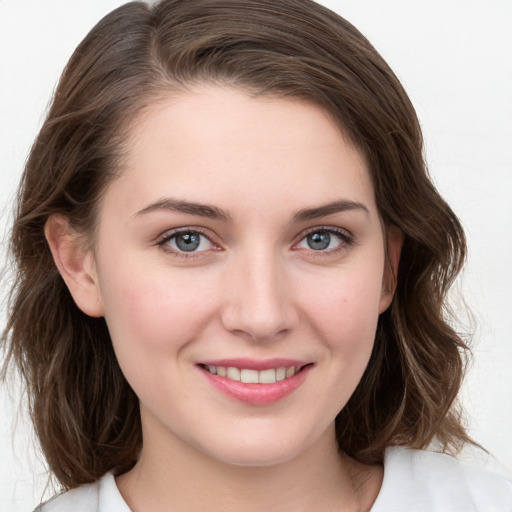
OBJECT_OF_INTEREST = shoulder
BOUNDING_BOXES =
[33,480,99,512]
[33,472,130,512]
[372,446,512,512]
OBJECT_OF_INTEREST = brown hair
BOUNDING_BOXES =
[2,0,471,489]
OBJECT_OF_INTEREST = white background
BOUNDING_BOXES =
[1,1,511,510]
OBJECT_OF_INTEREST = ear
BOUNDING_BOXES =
[378,226,404,314]
[45,214,104,317]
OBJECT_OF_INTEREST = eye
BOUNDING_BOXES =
[295,228,353,252]
[159,230,214,254]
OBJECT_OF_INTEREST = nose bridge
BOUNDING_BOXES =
[221,246,297,340]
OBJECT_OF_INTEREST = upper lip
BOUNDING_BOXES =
[197,358,311,371]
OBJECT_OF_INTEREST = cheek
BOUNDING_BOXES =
[99,267,218,403]
[98,261,217,355]
[299,261,384,352]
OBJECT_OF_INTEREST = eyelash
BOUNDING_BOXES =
[156,226,355,259]
[156,227,219,259]
[293,226,355,255]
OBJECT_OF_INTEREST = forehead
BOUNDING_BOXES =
[104,85,377,220]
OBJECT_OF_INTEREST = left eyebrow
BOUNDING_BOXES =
[134,198,232,222]
[292,199,369,222]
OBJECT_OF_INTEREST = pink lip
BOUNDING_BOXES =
[197,359,313,405]
[199,358,307,371]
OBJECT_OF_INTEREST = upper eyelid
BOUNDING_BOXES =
[156,226,214,244]
[295,225,354,240]
[154,225,354,249]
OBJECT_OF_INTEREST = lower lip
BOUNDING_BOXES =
[199,365,311,405]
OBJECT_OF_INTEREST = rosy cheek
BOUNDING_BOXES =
[115,275,213,349]
[301,272,382,348]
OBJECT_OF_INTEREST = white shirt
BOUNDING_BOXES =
[36,447,512,512]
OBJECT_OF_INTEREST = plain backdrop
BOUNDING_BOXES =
[1,1,511,510]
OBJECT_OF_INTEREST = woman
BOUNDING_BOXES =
[2,0,511,510]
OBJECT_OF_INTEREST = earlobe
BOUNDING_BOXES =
[378,226,404,314]
[45,215,104,318]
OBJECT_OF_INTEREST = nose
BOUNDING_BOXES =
[220,250,299,342]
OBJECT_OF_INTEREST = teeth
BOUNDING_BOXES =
[205,365,299,383]
[285,367,295,379]
[241,369,259,383]
[259,369,276,384]
[226,367,240,381]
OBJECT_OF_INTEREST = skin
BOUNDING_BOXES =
[46,85,401,511]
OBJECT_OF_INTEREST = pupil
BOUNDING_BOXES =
[176,232,201,252]
[307,232,330,250]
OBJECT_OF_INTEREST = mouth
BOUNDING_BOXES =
[199,364,306,384]
[197,360,313,405]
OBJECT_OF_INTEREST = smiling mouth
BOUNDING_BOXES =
[198,362,313,404]
[199,364,309,384]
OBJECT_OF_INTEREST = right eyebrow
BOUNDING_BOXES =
[292,199,369,222]
[134,198,232,223]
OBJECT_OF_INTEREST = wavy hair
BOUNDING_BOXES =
[2,0,471,489]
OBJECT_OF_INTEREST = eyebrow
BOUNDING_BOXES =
[135,198,232,222]
[134,197,368,223]
[292,199,369,222]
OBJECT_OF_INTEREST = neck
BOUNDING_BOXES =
[116,422,382,512]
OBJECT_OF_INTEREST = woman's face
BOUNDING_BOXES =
[84,86,398,467]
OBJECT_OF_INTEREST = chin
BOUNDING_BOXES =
[196,426,324,468]
[211,445,302,468]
